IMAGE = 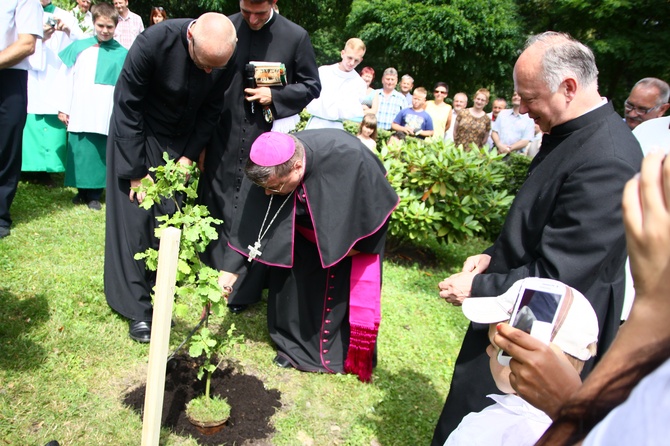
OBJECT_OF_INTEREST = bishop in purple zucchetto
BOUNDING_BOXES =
[249,132,296,166]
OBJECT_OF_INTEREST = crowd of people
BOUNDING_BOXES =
[2,1,670,444]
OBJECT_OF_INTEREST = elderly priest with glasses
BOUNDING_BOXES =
[217,130,399,382]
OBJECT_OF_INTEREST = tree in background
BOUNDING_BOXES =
[345,0,524,97]
[517,0,670,107]
[54,0,669,111]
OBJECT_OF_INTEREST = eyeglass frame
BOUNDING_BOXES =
[624,100,664,116]
[433,89,448,95]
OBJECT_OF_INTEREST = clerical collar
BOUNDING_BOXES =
[265,8,275,26]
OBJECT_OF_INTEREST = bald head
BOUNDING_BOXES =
[188,13,237,72]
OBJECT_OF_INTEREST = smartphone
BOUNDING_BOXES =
[497,279,567,366]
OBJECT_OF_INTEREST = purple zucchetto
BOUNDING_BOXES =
[249,132,296,167]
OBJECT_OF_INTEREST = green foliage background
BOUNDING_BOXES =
[57,0,670,108]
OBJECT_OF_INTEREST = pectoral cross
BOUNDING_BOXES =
[247,241,262,262]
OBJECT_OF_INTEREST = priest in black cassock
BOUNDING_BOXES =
[198,0,321,312]
[217,130,399,381]
[104,13,237,343]
[432,32,643,445]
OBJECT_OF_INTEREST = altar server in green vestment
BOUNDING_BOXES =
[57,2,127,210]
[22,0,84,185]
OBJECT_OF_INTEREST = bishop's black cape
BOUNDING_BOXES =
[431,102,643,444]
[104,19,229,321]
[198,11,321,306]
[223,129,399,375]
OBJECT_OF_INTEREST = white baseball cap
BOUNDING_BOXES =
[462,277,599,361]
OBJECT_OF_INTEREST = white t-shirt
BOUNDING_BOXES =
[445,394,551,446]
[583,357,670,445]
[633,116,670,155]
[1,0,43,70]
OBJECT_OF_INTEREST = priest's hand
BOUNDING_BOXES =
[494,323,582,419]
[438,271,477,306]
[462,253,491,273]
[177,156,193,183]
[244,86,272,105]
[197,149,206,172]
[129,174,153,204]
[218,271,240,302]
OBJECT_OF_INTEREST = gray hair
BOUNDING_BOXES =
[525,31,598,93]
[401,74,414,83]
[383,67,398,77]
[633,77,670,104]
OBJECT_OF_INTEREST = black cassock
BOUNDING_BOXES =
[431,102,643,444]
[223,130,399,379]
[198,11,321,306]
[104,19,228,321]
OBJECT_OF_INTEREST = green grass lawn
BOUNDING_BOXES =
[0,178,489,445]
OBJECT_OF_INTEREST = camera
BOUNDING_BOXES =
[46,16,57,27]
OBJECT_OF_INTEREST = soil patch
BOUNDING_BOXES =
[124,354,281,445]
[385,244,442,269]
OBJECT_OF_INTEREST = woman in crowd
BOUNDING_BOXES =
[149,6,167,25]
[360,66,378,115]
[452,88,491,149]
[425,82,452,140]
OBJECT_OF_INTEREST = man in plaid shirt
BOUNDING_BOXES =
[112,0,143,49]
[375,67,407,130]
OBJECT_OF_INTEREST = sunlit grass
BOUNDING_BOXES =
[0,178,489,445]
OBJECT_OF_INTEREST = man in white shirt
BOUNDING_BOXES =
[623,78,669,131]
[305,38,367,130]
[112,0,144,49]
[490,91,535,155]
[0,0,43,239]
[399,73,414,107]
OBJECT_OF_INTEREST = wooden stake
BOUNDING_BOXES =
[141,227,181,446]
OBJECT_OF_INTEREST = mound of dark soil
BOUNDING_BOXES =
[124,355,281,445]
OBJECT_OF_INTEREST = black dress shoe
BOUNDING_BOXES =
[228,304,248,314]
[273,355,293,368]
[71,193,86,205]
[129,320,151,343]
[0,227,9,239]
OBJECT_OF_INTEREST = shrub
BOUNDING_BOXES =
[380,139,514,247]
[503,152,532,196]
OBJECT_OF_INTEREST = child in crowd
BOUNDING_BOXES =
[57,2,127,210]
[445,277,599,446]
[390,87,434,139]
[357,113,378,152]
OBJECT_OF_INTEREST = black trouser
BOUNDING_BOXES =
[0,69,28,229]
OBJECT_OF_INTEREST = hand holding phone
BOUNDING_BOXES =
[497,280,567,366]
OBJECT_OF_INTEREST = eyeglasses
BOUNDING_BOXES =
[264,182,285,194]
[434,90,447,95]
[624,100,663,116]
[254,180,285,194]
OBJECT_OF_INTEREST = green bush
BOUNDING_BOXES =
[380,139,514,247]
[503,152,533,196]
